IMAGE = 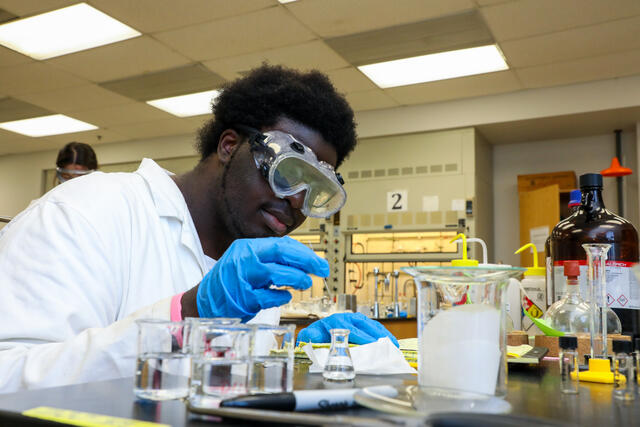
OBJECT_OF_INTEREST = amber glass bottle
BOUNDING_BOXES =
[549,173,639,335]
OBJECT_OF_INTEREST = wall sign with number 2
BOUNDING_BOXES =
[387,190,408,212]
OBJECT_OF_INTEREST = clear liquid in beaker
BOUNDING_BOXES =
[323,329,355,381]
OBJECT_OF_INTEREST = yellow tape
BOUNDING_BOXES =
[22,407,170,427]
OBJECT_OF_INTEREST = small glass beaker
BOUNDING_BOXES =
[403,266,524,398]
[249,324,295,393]
[322,328,355,381]
[134,319,191,401]
[189,324,252,408]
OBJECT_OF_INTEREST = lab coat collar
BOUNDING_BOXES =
[135,158,210,274]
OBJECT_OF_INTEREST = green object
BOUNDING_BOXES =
[523,308,565,337]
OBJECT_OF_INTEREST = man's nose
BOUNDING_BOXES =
[284,189,307,210]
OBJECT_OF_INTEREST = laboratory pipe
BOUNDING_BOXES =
[559,336,579,395]
[583,243,611,359]
[372,267,380,319]
[612,340,636,401]
[391,270,400,318]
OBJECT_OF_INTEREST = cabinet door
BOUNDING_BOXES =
[519,184,560,267]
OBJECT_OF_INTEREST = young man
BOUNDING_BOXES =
[0,65,394,393]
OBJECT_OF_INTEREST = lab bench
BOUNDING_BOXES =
[0,362,637,426]
[282,316,418,339]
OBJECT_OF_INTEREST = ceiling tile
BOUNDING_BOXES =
[99,64,224,101]
[385,70,522,105]
[0,97,51,121]
[183,115,211,132]
[0,62,87,96]
[0,0,77,16]
[87,0,274,33]
[474,0,514,5]
[0,135,60,155]
[14,84,132,114]
[46,36,192,83]
[516,48,640,89]
[326,11,492,65]
[344,89,399,111]
[109,118,196,140]
[286,0,474,38]
[0,46,33,68]
[43,128,125,145]
[154,6,316,61]
[500,15,640,68]
[66,102,173,127]
[482,0,640,42]
[326,67,378,94]
[203,40,349,80]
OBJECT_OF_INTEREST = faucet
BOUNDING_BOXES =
[403,278,416,297]
[392,270,400,317]
[372,267,380,318]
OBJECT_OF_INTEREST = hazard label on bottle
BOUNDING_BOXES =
[553,261,639,309]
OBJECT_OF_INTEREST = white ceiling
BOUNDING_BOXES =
[0,0,639,154]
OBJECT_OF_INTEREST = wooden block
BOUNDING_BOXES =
[517,171,576,192]
[508,331,529,346]
[534,334,631,359]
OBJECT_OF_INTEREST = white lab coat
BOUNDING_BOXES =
[0,159,277,393]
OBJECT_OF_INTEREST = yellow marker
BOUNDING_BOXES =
[22,407,169,427]
[449,233,479,267]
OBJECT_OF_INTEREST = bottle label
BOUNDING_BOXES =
[553,261,639,309]
[521,280,546,335]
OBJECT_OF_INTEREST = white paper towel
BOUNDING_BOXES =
[420,304,501,395]
[304,337,416,375]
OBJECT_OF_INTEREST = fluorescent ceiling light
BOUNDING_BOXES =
[0,114,98,137]
[358,44,509,88]
[278,0,299,3]
[147,90,221,117]
[0,3,141,60]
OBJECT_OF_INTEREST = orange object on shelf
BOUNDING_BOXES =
[601,157,632,177]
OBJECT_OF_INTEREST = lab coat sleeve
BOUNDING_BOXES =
[0,297,171,393]
[0,197,169,393]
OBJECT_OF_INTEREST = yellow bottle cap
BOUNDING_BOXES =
[450,233,479,267]
[514,243,545,276]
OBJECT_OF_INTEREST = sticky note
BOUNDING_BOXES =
[22,407,169,427]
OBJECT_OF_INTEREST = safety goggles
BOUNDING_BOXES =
[56,167,95,183]
[236,125,346,218]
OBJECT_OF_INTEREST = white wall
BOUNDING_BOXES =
[492,131,638,266]
[0,133,197,222]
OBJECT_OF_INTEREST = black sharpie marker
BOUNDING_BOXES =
[219,385,397,411]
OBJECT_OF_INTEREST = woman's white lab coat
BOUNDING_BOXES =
[0,159,276,393]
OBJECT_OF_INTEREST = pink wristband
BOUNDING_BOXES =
[170,292,185,321]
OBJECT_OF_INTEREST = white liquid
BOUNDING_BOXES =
[134,353,190,400]
[420,304,501,395]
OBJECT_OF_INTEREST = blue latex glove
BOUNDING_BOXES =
[296,312,399,347]
[197,237,329,322]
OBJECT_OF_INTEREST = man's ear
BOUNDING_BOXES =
[217,129,243,164]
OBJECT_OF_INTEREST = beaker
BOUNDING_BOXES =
[583,243,614,359]
[402,266,524,398]
[322,328,355,381]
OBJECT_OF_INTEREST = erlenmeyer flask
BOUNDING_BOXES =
[583,243,621,359]
[323,329,355,381]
